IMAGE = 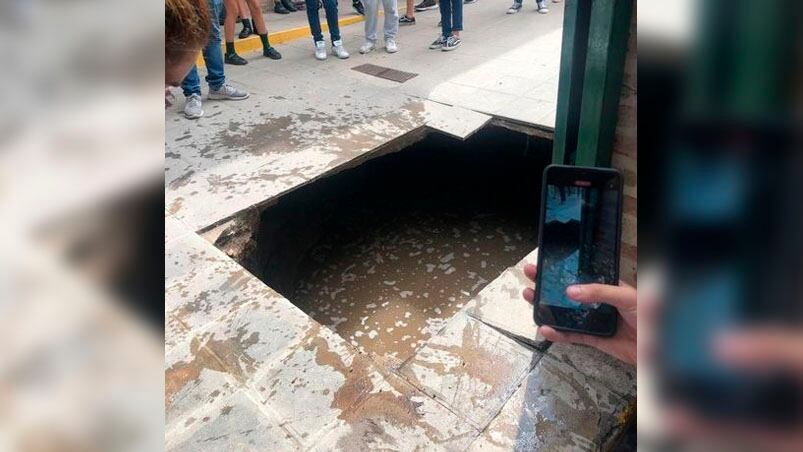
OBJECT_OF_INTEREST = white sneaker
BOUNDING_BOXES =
[385,39,398,53]
[208,84,249,100]
[536,0,549,13]
[314,40,327,60]
[360,41,376,54]
[183,94,203,119]
[332,40,350,59]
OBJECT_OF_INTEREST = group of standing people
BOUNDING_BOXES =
[173,0,559,119]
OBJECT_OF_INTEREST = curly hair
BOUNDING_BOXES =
[165,0,211,65]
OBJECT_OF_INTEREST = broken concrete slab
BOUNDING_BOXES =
[165,233,233,295]
[468,354,632,451]
[166,390,297,452]
[314,371,481,451]
[465,266,543,348]
[424,102,493,141]
[166,233,272,332]
[547,343,637,398]
[399,313,542,430]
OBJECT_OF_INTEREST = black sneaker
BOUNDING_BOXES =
[429,35,446,50]
[281,0,297,11]
[225,53,248,65]
[399,15,416,25]
[238,24,253,39]
[352,0,365,15]
[464,0,476,3]
[442,34,461,51]
[274,2,290,14]
[415,0,438,11]
[264,46,282,59]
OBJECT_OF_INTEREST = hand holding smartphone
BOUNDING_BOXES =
[533,165,624,337]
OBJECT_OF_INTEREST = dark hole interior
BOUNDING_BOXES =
[226,126,552,362]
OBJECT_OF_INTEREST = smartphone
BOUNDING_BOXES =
[533,164,623,337]
[658,120,802,425]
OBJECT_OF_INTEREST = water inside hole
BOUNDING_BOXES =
[228,126,552,363]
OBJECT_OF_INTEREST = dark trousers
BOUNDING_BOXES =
[305,0,341,43]
[439,0,463,37]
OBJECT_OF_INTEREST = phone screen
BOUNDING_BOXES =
[535,165,621,336]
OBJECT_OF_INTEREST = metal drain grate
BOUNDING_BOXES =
[351,64,418,83]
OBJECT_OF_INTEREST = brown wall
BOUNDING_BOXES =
[611,8,637,285]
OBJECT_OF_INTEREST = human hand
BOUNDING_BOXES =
[668,329,803,452]
[522,263,637,365]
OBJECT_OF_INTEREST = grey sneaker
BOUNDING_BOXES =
[183,93,203,119]
[536,0,549,13]
[314,40,327,60]
[359,41,376,54]
[442,34,461,51]
[332,40,350,59]
[208,84,249,100]
[429,35,446,50]
[507,1,521,13]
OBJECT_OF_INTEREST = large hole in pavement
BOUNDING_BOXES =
[214,126,552,364]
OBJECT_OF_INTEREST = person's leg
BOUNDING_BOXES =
[363,0,379,43]
[224,0,249,64]
[405,0,415,18]
[304,0,324,43]
[322,0,341,43]
[237,0,253,38]
[439,0,451,37]
[181,66,202,98]
[246,0,267,34]
[181,66,204,118]
[223,0,237,42]
[383,0,399,41]
[245,0,281,59]
[204,0,226,90]
[451,0,462,36]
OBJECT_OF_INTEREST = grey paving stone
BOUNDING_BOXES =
[468,354,632,452]
[546,343,637,398]
[165,233,267,332]
[166,390,298,452]
[465,266,543,348]
[399,313,542,430]
[313,372,481,451]
[165,335,241,429]
[249,324,387,447]
[425,103,492,140]
[194,294,318,384]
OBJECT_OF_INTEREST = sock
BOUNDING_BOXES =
[259,33,271,50]
[241,18,252,30]
[225,42,237,56]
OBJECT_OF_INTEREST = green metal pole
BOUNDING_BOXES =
[575,0,633,168]
[552,0,593,165]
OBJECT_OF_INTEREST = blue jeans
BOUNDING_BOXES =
[305,0,341,43]
[439,0,463,37]
[182,0,225,97]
